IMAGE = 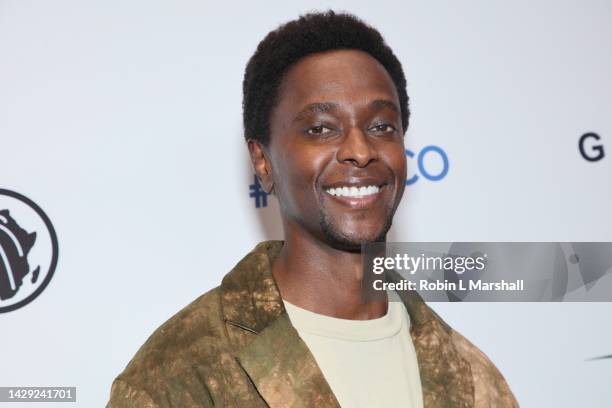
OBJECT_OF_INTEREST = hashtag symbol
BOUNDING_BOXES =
[249,175,269,208]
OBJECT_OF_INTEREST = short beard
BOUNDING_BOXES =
[318,203,396,252]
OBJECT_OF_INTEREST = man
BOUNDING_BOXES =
[108,11,517,407]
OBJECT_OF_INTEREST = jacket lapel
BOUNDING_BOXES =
[220,241,474,408]
[388,269,475,407]
[235,313,341,408]
[220,241,340,408]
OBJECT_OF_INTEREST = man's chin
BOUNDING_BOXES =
[320,224,388,252]
[318,206,395,252]
[328,237,385,252]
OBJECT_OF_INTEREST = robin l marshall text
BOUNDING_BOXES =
[373,279,525,292]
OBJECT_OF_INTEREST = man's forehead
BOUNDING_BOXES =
[292,100,400,124]
[276,50,399,112]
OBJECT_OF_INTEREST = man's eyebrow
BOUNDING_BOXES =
[370,99,400,112]
[293,102,339,123]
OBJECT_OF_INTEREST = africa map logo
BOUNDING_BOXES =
[0,189,58,313]
[0,209,40,299]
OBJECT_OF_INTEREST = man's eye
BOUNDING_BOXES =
[306,125,332,135]
[370,124,395,133]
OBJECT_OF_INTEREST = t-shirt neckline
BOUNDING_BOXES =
[282,292,406,342]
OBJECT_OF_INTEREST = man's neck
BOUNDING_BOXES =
[271,226,387,320]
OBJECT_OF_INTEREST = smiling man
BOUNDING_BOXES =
[108,11,517,408]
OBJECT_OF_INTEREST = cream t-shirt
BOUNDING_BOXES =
[282,293,424,408]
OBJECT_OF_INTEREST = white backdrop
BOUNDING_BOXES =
[1,1,611,406]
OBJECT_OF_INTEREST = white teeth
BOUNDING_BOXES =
[325,185,380,198]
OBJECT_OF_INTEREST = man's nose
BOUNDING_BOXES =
[336,127,378,167]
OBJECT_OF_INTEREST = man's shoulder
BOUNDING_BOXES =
[111,287,230,399]
[135,286,228,356]
[424,306,518,407]
[115,240,282,381]
[108,242,284,407]
[448,329,519,407]
[401,290,518,407]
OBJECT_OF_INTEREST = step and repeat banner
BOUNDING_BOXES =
[1,1,611,406]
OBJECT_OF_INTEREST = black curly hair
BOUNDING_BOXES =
[242,10,409,145]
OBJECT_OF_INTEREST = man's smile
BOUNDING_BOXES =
[322,178,389,210]
[325,185,380,197]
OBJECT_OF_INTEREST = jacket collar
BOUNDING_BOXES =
[220,241,474,407]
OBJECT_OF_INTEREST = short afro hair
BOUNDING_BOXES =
[242,10,409,145]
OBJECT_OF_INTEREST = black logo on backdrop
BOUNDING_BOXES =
[0,189,58,313]
[579,132,605,162]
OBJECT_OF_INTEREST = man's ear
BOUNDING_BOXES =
[247,139,275,194]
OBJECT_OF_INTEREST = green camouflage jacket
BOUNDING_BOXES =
[108,241,518,407]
